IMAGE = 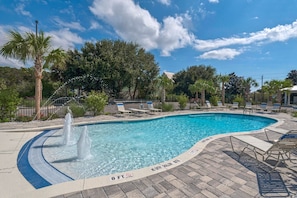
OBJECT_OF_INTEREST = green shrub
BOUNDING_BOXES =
[0,89,20,122]
[162,103,174,112]
[69,103,86,118]
[85,91,108,116]
[233,95,244,107]
[209,96,219,106]
[177,94,188,110]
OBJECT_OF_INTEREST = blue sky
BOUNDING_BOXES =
[1,0,297,87]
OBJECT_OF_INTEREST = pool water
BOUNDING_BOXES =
[43,113,276,179]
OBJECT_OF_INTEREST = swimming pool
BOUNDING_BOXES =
[40,113,276,181]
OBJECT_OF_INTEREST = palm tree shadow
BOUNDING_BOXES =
[223,150,290,197]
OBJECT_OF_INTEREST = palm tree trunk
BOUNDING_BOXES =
[201,90,205,106]
[221,84,225,105]
[161,88,166,103]
[34,56,43,120]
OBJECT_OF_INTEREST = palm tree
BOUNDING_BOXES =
[218,75,230,105]
[1,30,66,120]
[189,79,215,106]
[158,74,173,103]
[263,79,292,103]
[241,77,258,101]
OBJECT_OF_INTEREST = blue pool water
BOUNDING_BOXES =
[43,113,276,179]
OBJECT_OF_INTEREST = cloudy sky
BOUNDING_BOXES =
[1,0,297,86]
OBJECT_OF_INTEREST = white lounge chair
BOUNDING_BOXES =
[256,102,267,112]
[271,103,281,113]
[231,102,239,109]
[116,103,132,114]
[243,102,253,113]
[205,100,212,109]
[230,134,297,170]
[129,107,150,114]
[264,126,297,141]
[217,101,225,108]
[146,101,162,112]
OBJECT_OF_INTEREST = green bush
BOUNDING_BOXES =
[209,96,219,106]
[177,94,188,110]
[0,89,20,122]
[162,103,174,112]
[69,103,86,118]
[85,91,108,116]
[233,95,244,107]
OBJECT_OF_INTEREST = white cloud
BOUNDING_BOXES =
[198,48,242,60]
[89,21,102,30]
[158,16,195,56]
[53,17,85,31]
[157,0,171,6]
[89,0,194,56]
[0,56,25,68]
[194,20,297,51]
[47,28,84,50]
[15,3,32,17]
[209,0,219,3]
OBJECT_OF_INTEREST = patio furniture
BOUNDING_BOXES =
[231,102,239,109]
[264,126,297,141]
[271,103,281,113]
[116,103,132,114]
[243,102,253,113]
[146,101,162,112]
[256,102,267,112]
[230,134,297,171]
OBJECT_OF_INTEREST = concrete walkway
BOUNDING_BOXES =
[1,110,297,198]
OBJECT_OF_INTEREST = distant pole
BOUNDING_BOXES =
[35,20,38,37]
[261,75,264,102]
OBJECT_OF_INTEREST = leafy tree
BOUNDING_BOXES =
[177,94,188,110]
[287,70,297,85]
[0,89,20,122]
[1,30,66,120]
[85,91,108,116]
[225,73,244,102]
[173,65,216,96]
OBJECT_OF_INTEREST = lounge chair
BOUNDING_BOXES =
[256,102,267,112]
[116,103,132,114]
[205,100,212,108]
[243,102,253,113]
[217,101,225,108]
[271,103,281,113]
[230,133,297,170]
[264,126,297,141]
[146,101,162,112]
[231,102,239,109]
[129,107,150,114]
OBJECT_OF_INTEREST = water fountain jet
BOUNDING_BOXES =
[77,126,92,160]
[63,107,74,145]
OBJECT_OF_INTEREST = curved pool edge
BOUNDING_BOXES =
[16,111,283,198]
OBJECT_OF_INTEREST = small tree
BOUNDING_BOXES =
[0,89,20,122]
[177,94,188,110]
[85,91,108,116]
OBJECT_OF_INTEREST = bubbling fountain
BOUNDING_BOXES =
[77,126,92,160]
[62,107,75,145]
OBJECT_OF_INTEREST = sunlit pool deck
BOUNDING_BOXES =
[1,110,297,198]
